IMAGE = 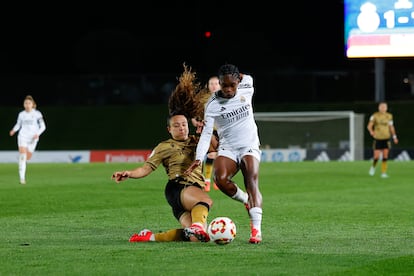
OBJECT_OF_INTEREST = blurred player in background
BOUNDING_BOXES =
[111,65,217,242]
[9,95,46,184]
[367,102,399,178]
[186,64,263,244]
[192,75,221,191]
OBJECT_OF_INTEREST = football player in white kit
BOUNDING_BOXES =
[186,64,263,243]
[9,95,46,184]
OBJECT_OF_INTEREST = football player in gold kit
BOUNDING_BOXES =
[112,65,217,242]
[367,102,399,178]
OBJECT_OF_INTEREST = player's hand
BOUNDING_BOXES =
[184,160,201,176]
[393,137,399,144]
[111,171,129,183]
[193,120,205,134]
[196,125,204,134]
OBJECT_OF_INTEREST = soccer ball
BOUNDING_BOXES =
[207,216,237,245]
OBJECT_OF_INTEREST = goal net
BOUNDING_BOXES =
[254,111,365,161]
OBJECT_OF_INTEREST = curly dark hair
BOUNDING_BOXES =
[168,63,204,120]
[218,63,240,80]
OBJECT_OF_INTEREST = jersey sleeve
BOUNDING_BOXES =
[388,114,394,126]
[144,143,165,171]
[12,112,23,132]
[195,113,215,161]
[243,74,253,87]
[369,114,374,121]
[37,111,46,135]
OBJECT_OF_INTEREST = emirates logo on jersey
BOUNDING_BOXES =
[220,104,250,120]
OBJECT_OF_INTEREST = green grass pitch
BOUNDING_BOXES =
[0,161,413,275]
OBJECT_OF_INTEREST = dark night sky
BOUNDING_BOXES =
[2,1,414,105]
[1,2,359,75]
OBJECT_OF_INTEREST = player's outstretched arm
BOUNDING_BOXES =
[111,164,153,183]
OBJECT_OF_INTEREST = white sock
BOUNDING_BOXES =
[231,185,248,204]
[249,207,262,233]
[19,153,27,181]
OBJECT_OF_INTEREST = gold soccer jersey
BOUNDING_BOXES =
[370,112,393,140]
[145,135,204,185]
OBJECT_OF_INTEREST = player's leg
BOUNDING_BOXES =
[207,152,219,190]
[204,151,218,192]
[214,154,252,241]
[369,140,380,176]
[129,228,190,242]
[240,154,263,244]
[134,212,194,242]
[130,181,201,243]
[203,157,214,191]
[17,139,28,184]
[27,139,38,161]
[208,131,219,190]
[129,211,197,242]
[373,149,382,163]
[381,147,390,177]
[213,155,248,204]
[181,185,213,242]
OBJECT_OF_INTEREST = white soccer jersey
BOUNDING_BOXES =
[196,74,260,161]
[12,109,46,140]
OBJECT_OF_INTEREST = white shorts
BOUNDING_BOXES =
[17,136,39,153]
[218,146,261,163]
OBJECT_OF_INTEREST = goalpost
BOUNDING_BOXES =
[254,111,365,161]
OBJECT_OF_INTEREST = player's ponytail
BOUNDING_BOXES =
[168,63,204,120]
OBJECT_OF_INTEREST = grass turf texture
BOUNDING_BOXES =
[0,161,413,275]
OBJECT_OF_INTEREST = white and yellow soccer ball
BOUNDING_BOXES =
[207,216,237,245]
